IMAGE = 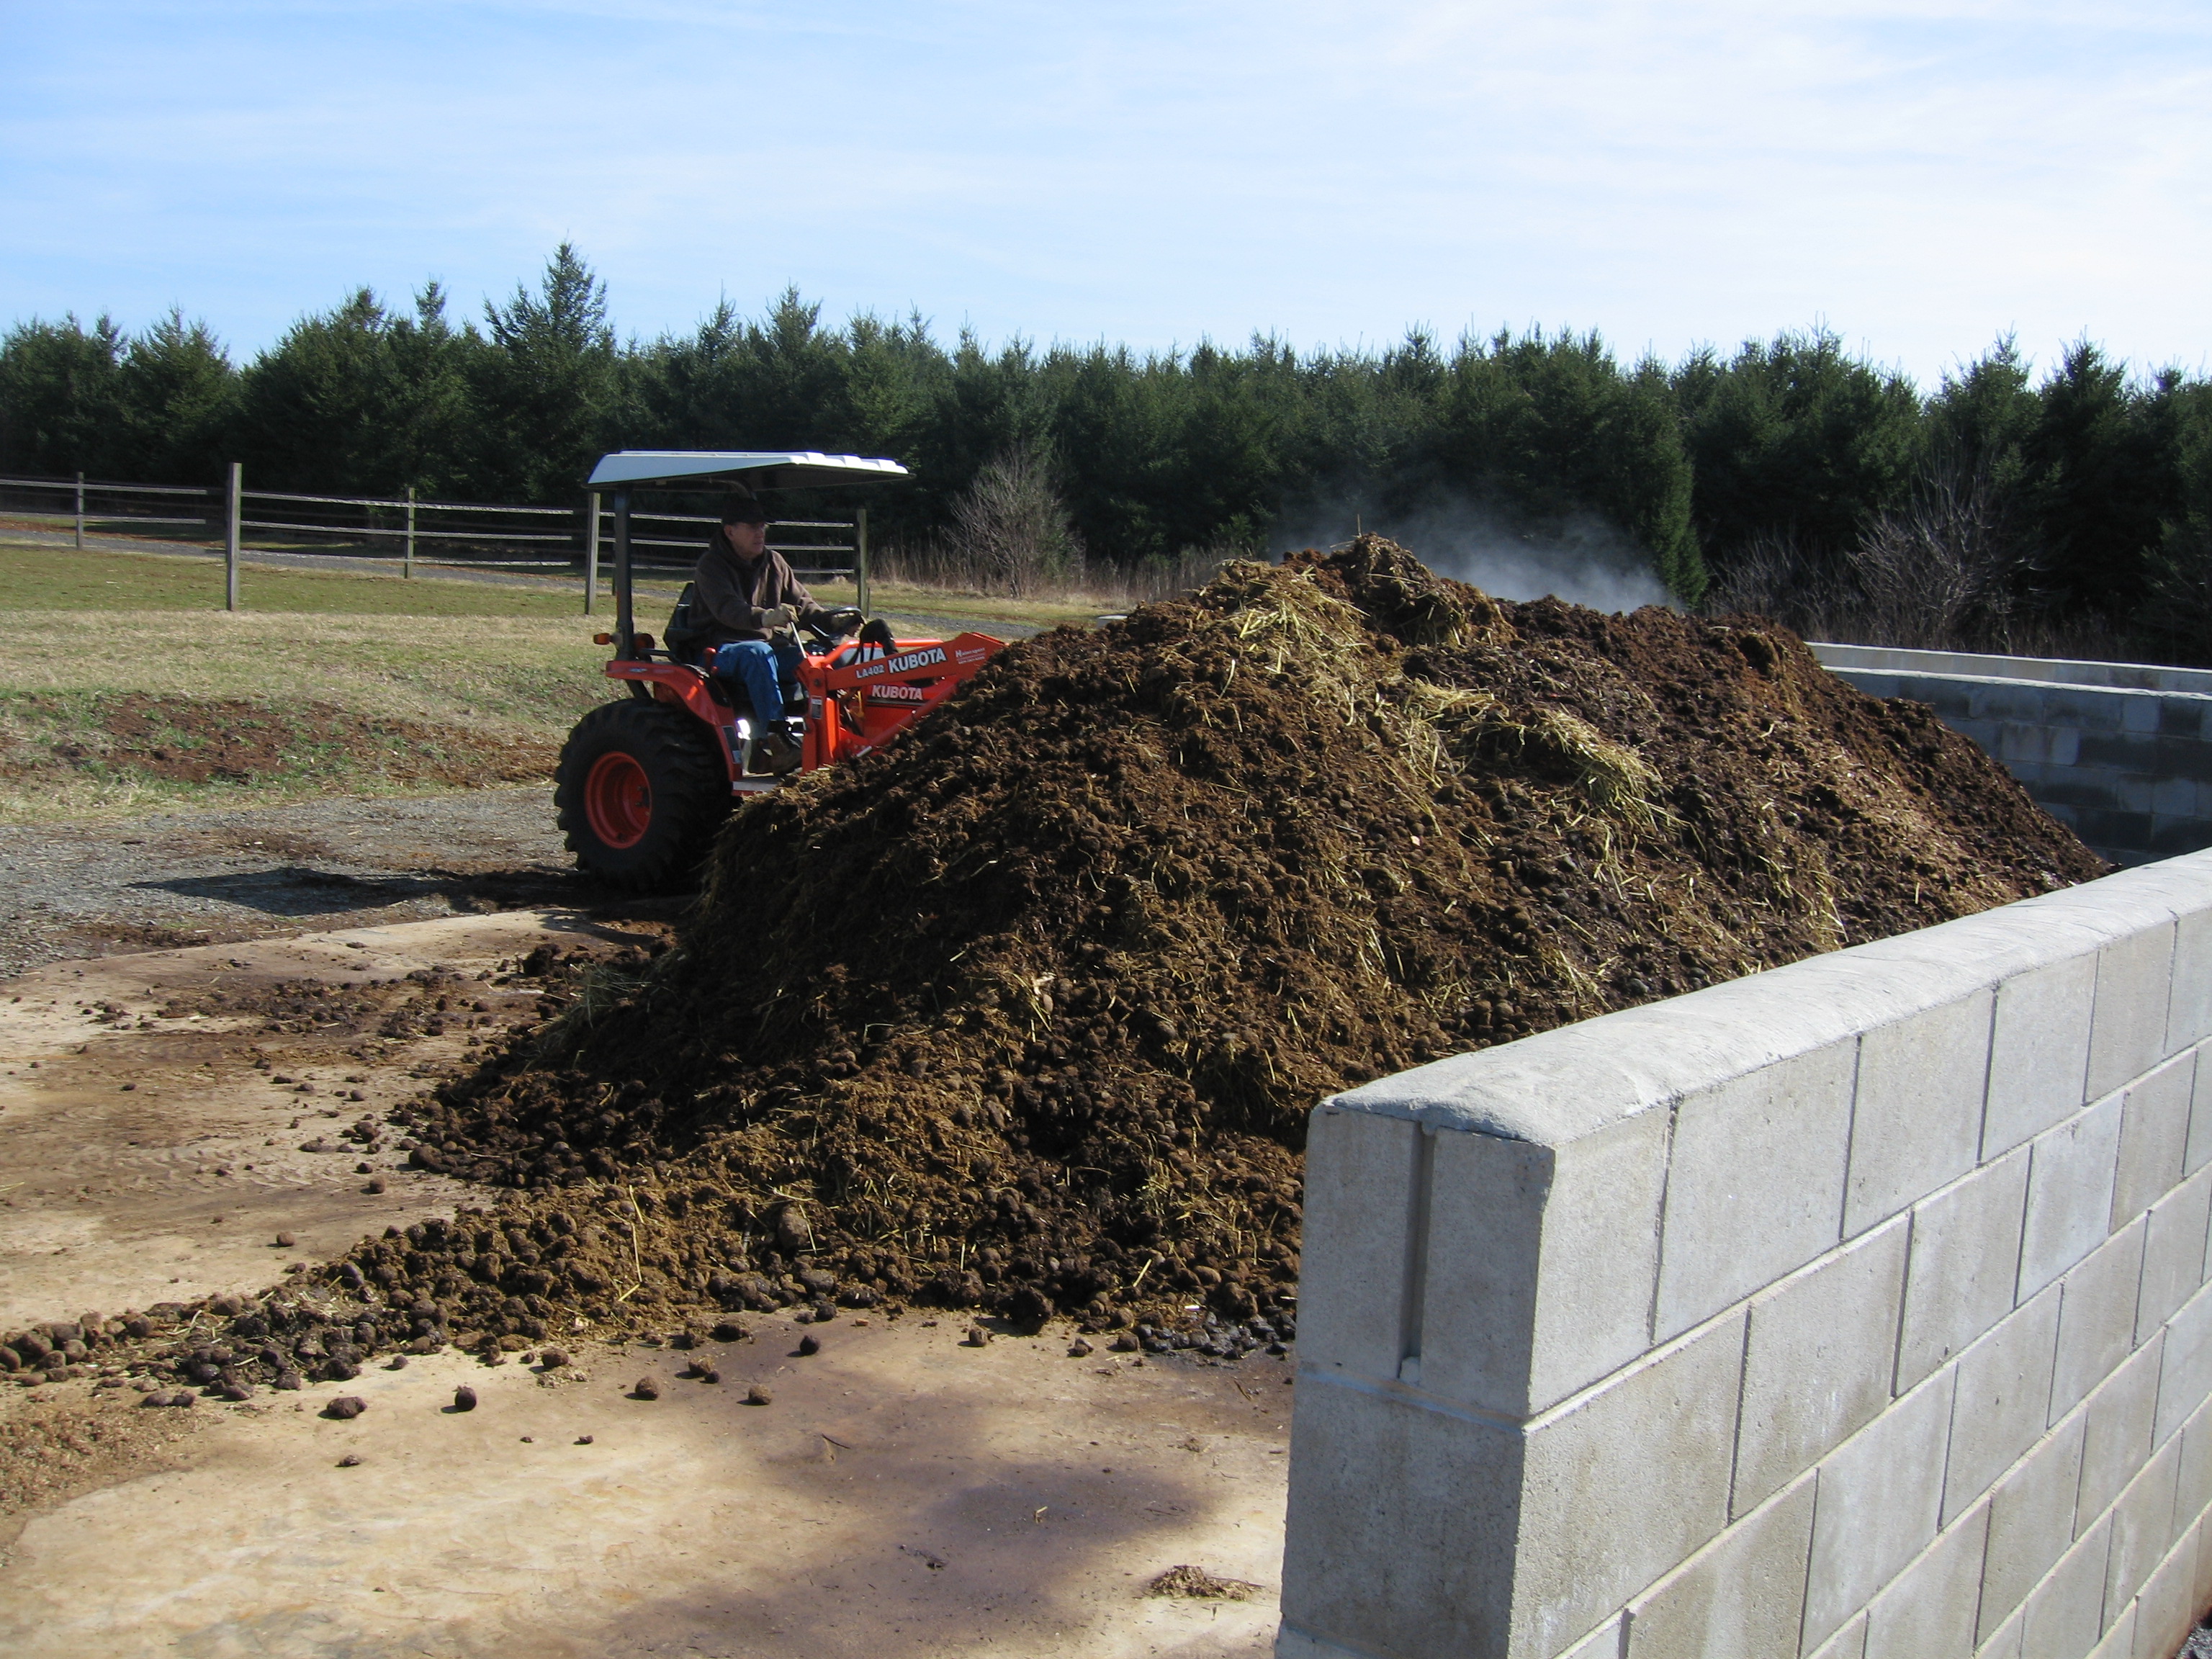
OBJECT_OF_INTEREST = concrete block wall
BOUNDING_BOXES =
[1277,849,2212,1659]
[1808,642,2212,866]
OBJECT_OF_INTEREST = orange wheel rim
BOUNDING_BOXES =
[583,752,651,849]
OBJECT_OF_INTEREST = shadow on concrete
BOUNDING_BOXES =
[537,1353,1284,1659]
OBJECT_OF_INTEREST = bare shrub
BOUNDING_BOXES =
[1851,464,2020,649]
[870,531,1241,610]
[1702,529,1843,637]
[2139,524,2212,666]
[946,442,1084,596]
[1706,462,2031,653]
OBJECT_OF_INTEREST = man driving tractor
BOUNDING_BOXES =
[693,487,858,771]
[558,447,1004,888]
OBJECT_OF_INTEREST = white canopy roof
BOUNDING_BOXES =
[585,451,909,490]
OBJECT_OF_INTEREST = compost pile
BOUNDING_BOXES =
[127,539,2105,1381]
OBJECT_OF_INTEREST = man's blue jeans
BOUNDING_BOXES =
[709,639,802,727]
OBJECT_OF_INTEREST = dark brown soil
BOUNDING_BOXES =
[89,540,2105,1381]
[2,692,557,792]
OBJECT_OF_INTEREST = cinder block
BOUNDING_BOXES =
[2161,698,2212,737]
[1863,1500,1990,1659]
[2053,1218,2150,1421]
[2074,809,2154,859]
[1845,989,1994,1236]
[2197,1504,2212,1619]
[1898,1147,2033,1392]
[2190,1050,2212,1177]
[1802,1368,1957,1653]
[2128,1519,2199,1659]
[2162,902,2212,1057]
[1296,1107,1421,1383]
[1732,1219,1909,1516]
[2020,1096,2126,1300]
[2021,1511,2113,1659]
[2090,925,2179,1100]
[1272,1625,1370,1659]
[2085,1601,2136,1659]
[1978,1415,2087,1645]
[1954,715,2000,751]
[1807,1611,1867,1659]
[2002,721,2083,768]
[2174,1399,2212,1537]
[1416,1107,1669,1416]
[2149,814,2212,862]
[1946,1286,2063,1524]
[2156,1282,2212,1447]
[1512,1313,1748,1659]
[1622,1475,1815,1659]
[2137,1166,2212,1344]
[1977,1604,2025,1658]
[2080,1338,2165,1530]
[2113,1055,2195,1228]
[1277,1375,1522,1658]
[2104,1437,2182,1629]
[1655,1043,1856,1339]
[1985,953,2098,1159]
[1555,1617,1625,1659]
[1324,974,1838,1149]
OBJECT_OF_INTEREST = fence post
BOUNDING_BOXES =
[855,505,871,616]
[404,485,416,579]
[225,462,241,611]
[585,491,600,615]
[73,472,84,549]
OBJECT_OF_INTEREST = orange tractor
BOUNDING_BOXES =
[554,451,1006,886]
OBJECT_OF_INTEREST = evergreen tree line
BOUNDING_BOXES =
[5,245,2210,655]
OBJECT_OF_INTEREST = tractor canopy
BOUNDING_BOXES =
[584,451,909,491]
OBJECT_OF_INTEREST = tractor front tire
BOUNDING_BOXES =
[554,700,729,889]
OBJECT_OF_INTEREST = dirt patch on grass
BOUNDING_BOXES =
[1,692,557,803]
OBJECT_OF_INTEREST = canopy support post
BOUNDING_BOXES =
[614,490,635,657]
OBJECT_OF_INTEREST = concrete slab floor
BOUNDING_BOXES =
[0,914,1290,1655]
[0,909,649,1323]
[1,1321,1288,1658]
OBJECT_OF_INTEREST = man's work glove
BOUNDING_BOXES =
[824,607,864,634]
[757,606,795,629]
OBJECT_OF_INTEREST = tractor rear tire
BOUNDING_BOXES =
[554,699,729,889]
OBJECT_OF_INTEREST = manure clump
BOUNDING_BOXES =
[140,540,2100,1370]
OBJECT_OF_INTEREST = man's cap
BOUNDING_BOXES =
[719,487,768,527]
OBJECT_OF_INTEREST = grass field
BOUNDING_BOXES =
[0,538,1095,822]
[0,532,1111,629]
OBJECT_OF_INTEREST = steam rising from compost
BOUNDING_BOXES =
[1274,497,1672,613]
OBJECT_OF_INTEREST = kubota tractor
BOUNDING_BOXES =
[554,450,1006,887]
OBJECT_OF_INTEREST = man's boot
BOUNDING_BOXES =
[755,721,804,776]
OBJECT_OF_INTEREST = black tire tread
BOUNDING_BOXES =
[554,699,729,889]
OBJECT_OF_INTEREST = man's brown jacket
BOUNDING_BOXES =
[693,538,833,647]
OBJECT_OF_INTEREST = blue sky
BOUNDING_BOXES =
[3,1,2208,387]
